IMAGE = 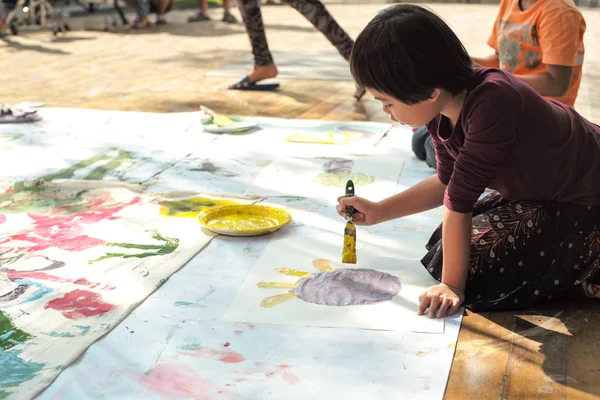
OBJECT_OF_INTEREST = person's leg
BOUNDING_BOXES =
[222,0,237,22]
[189,0,211,21]
[229,0,278,88]
[280,0,363,98]
[131,0,151,28]
[421,192,600,312]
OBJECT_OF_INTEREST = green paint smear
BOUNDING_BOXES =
[42,149,134,181]
[180,343,203,350]
[0,311,32,351]
[89,230,179,264]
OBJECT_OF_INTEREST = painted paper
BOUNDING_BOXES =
[223,231,443,333]
[0,180,225,399]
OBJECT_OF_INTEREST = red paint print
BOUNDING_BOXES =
[0,214,6,224]
[7,271,109,290]
[223,342,231,347]
[138,362,240,400]
[0,197,140,254]
[180,347,245,364]
[45,289,116,319]
[234,378,247,383]
[219,350,245,364]
[265,364,300,385]
[247,324,257,330]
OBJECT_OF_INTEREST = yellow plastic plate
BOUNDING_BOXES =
[197,205,292,237]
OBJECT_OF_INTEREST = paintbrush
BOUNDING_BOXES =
[342,179,357,264]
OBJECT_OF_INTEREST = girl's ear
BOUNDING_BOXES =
[428,89,441,103]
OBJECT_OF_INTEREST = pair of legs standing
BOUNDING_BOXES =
[233,0,365,99]
[189,0,237,23]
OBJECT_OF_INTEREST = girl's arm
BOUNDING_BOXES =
[376,174,446,223]
[336,174,447,226]
[441,209,472,291]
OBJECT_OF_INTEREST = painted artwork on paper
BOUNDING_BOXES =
[247,155,403,198]
[256,119,391,147]
[258,258,402,308]
[223,233,443,333]
[0,179,220,399]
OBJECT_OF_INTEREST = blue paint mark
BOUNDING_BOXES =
[0,348,44,397]
[0,279,54,309]
[75,325,90,335]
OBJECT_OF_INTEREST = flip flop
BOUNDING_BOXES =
[228,76,280,91]
[0,104,43,123]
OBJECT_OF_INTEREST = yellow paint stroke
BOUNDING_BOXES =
[257,282,298,289]
[260,293,297,308]
[275,268,311,278]
[312,259,334,272]
[207,214,280,232]
[313,172,375,187]
[285,131,363,145]
[159,197,239,218]
[342,234,357,264]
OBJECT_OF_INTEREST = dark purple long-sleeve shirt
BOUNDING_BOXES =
[426,68,600,214]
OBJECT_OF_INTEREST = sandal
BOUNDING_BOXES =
[222,12,237,23]
[188,11,211,22]
[0,104,43,123]
[228,76,280,91]
[130,16,150,29]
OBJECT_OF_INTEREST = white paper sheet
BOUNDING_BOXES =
[223,231,443,333]
[246,154,404,199]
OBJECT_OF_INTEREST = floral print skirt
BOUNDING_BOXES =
[421,192,600,311]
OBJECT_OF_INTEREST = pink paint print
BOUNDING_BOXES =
[139,363,239,400]
[45,289,116,319]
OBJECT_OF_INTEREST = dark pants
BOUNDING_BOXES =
[411,126,436,169]
[236,0,354,66]
[422,192,600,311]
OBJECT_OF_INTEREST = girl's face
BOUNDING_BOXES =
[368,88,442,128]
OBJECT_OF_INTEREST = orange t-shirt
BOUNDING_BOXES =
[487,0,586,108]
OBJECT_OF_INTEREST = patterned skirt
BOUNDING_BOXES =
[421,192,600,311]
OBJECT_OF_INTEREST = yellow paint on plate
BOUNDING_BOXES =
[159,197,239,218]
[197,205,292,236]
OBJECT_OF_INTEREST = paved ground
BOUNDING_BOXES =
[2,3,600,399]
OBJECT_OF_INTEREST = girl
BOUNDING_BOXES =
[337,4,600,319]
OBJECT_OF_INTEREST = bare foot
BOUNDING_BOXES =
[247,64,278,83]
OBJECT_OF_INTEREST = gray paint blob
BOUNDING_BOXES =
[293,269,401,306]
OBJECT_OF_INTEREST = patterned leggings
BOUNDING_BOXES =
[236,0,354,66]
[422,192,600,311]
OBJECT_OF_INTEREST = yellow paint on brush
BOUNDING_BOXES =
[259,293,297,308]
[159,197,239,218]
[275,268,311,278]
[342,223,357,264]
[256,282,298,289]
[312,259,334,272]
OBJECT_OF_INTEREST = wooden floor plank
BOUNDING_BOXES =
[565,301,600,399]
[444,310,515,400]
[503,308,569,399]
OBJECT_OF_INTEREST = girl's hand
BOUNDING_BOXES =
[418,283,464,318]
[336,196,381,226]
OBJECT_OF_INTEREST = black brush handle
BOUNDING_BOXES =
[345,180,355,220]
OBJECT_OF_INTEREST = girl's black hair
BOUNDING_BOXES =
[350,4,473,104]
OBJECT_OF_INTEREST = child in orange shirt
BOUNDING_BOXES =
[472,0,585,108]
[413,0,586,167]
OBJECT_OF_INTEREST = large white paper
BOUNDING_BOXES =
[223,231,443,333]
[247,154,404,199]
